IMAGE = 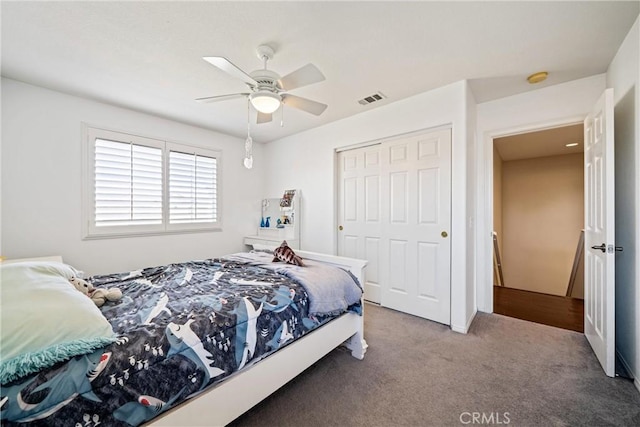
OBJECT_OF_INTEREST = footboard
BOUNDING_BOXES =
[294,249,368,359]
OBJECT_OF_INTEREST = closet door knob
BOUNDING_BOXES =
[338,225,344,231]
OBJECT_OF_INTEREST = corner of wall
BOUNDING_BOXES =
[605,13,639,383]
[0,78,3,256]
[451,309,477,334]
[464,80,479,326]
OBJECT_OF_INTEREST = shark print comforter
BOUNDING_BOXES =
[1,257,361,427]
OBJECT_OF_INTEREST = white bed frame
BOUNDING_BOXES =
[146,249,368,426]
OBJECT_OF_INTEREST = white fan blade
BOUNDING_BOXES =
[196,93,249,103]
[203,56,258,87]
[281,94,327,116]
[257,112,273,124]
[277,64,325,91]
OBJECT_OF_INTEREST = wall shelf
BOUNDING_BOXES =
[244,190,301,249]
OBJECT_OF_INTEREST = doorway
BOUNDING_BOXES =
[492,124,585,332]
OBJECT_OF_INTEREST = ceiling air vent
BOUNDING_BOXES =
[358,91,387,105]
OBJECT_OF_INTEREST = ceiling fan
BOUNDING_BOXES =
[197,45,327,124]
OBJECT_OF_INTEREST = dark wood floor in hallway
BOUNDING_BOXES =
[494,286,584,332]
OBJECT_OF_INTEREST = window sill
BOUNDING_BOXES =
[82,226,223,240]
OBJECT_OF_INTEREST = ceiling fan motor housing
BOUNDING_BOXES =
[249,69,281,93]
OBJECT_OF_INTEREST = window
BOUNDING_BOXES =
[168,147,217,225]
[94,138,163,228]
[83,126,221,238]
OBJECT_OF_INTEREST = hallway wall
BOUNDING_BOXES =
[501,153,584,296]
[493,146,503,254]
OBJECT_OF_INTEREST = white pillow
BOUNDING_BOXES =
[0,261,116,383]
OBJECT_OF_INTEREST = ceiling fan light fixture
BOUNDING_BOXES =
[250,91,281,114]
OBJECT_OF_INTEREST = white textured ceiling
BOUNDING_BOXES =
[2,1,638,143]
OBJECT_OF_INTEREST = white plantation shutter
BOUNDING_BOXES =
[169,150,218,224]
[94,139,163,226]
[84,126,222,238]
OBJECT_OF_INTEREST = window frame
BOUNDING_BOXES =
[82,124,223,239]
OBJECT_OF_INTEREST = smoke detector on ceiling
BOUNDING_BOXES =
[527,71,548,84]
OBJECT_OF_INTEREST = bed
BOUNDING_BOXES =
[0,249,367,426]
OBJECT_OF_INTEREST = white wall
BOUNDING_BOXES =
[493,146,503,255]
[475,74,606,313]
[606,16,639,387]
[1,78,265,275]
[263,80,475,332]
[500,153,584,296]
[0,80,3,257]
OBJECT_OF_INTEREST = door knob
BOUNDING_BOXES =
[338,225,344,231]
[591,243,606,252]
[441,231,448,238]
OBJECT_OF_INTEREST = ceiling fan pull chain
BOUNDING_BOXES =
[281,106,284,127]
[246,98,252,140]
[244,98,254,169]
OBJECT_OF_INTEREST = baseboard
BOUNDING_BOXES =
[451,309,477,334]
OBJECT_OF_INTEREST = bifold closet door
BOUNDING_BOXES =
[337,128,452,324]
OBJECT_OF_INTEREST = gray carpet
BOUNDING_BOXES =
[230,303,640,427]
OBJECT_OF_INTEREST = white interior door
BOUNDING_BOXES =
[337,145,382,303]
[337,128,451,324]
[584,88,615,377]
[379,129,451,324]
